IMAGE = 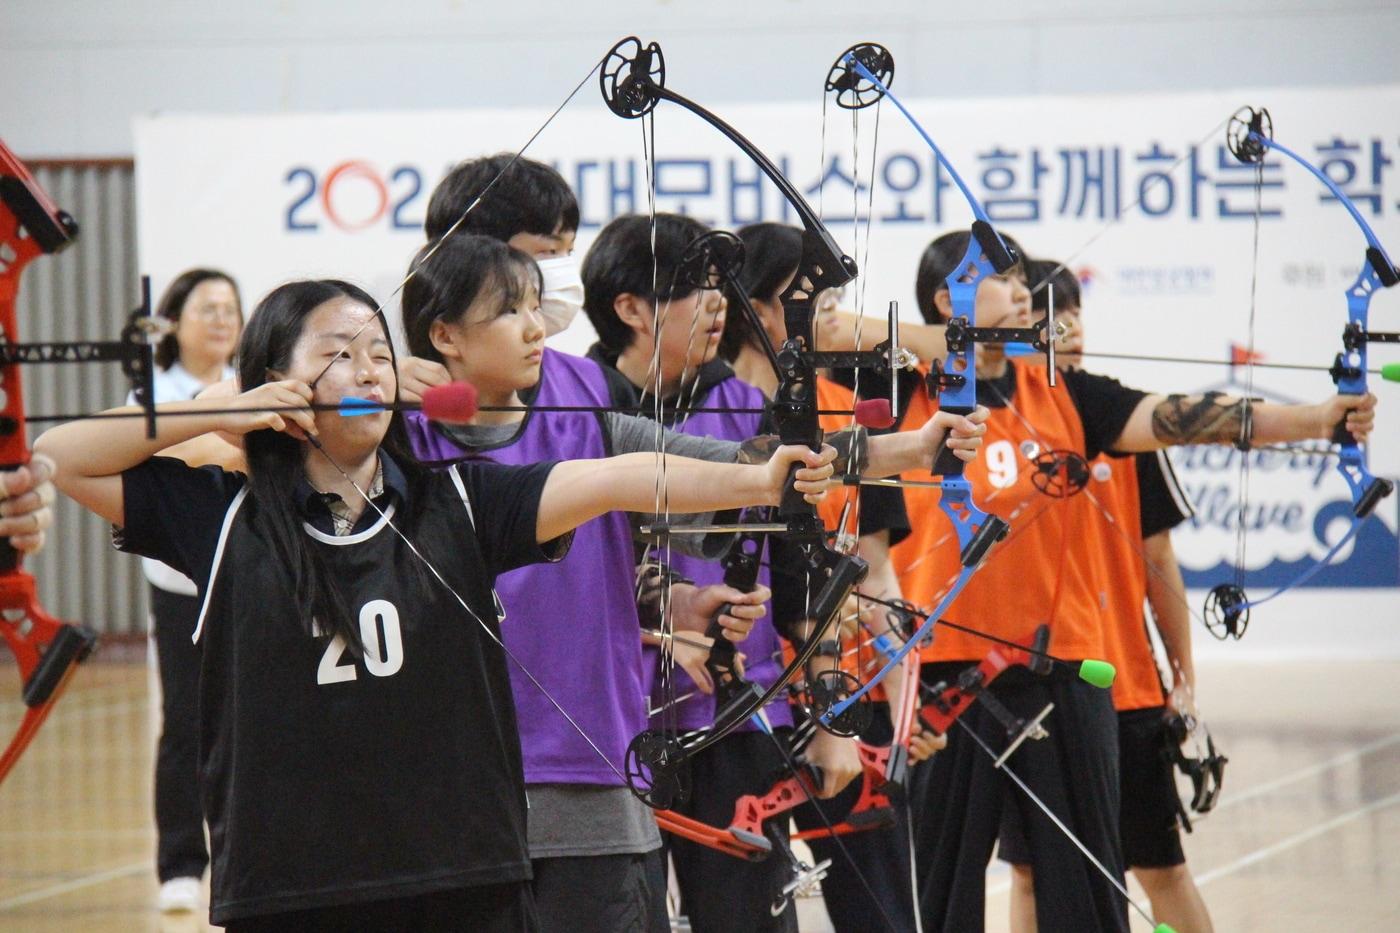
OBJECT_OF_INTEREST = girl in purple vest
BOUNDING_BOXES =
[36,278,841,931]
[399,231,985,933]
[582,213,810,932]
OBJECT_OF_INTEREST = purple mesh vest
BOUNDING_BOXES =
[404,349,643,786]
[650,375,792,732]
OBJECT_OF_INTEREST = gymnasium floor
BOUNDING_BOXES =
[0,658,1396,931]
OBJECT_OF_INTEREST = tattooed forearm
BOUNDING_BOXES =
[1150,391,1251,446]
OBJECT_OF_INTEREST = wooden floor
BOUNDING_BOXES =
[1,659,1397,931]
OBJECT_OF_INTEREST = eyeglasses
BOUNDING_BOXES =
[189,304,241,324]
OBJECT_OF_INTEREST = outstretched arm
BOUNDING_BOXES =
[534,446,836,544]
[1112,390,1377,452]
[34,381,316,526]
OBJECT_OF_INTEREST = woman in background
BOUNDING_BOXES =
[131,268,243,913]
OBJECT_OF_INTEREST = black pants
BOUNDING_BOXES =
[911,664,1126,933]
[531,851,663,933]
[790,706,919,933]
[664,730,798,933]
[150,585,208,882]
[222,881,538,932]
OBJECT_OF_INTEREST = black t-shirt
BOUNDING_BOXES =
[975,366,1148,462]
[117,454,560,922]
[1135,449,1194,538]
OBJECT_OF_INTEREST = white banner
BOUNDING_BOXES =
[135,85,1400,657]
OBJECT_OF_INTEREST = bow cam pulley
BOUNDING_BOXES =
[600,36,665,119]
[826,43,894,111]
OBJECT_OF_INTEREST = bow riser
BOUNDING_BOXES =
[655,807,772,862]
[705,527,769,727]
[0,142,99,786]
[731,742,891,844]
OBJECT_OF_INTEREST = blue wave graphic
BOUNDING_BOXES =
[1181,503,1400,589]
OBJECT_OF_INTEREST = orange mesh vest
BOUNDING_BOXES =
[891,360,1106,662]
[1083,455,1166,711]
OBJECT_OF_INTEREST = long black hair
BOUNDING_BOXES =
[401,233,542,362]
[153,268,242,370]
[719,222,803,362]
[238,279,427,654]
[914,230,1028,324]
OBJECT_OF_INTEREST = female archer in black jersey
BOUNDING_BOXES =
[35,278,853,931]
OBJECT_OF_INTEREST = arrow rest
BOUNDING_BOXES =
[826,43,894,111]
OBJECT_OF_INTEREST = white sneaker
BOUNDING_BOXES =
[158,876,202,913]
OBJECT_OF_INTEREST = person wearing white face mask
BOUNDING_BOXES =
[395,155,589,402]
[534,253,586,337]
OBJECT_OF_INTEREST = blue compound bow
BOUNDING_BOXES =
[1203,106,1398,639]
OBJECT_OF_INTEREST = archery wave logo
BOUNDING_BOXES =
[1167,378,1399,590]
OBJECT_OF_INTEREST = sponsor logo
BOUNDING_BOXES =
[283,162,434,233]
[1117,265,1215,295]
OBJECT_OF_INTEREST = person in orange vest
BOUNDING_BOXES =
[839,228,1373,933]
[993,261,1216,933]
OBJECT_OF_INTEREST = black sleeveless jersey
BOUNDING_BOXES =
[118,456,560,923]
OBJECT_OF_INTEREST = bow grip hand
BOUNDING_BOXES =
[768,444,837,516]
[932,404,975,476]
